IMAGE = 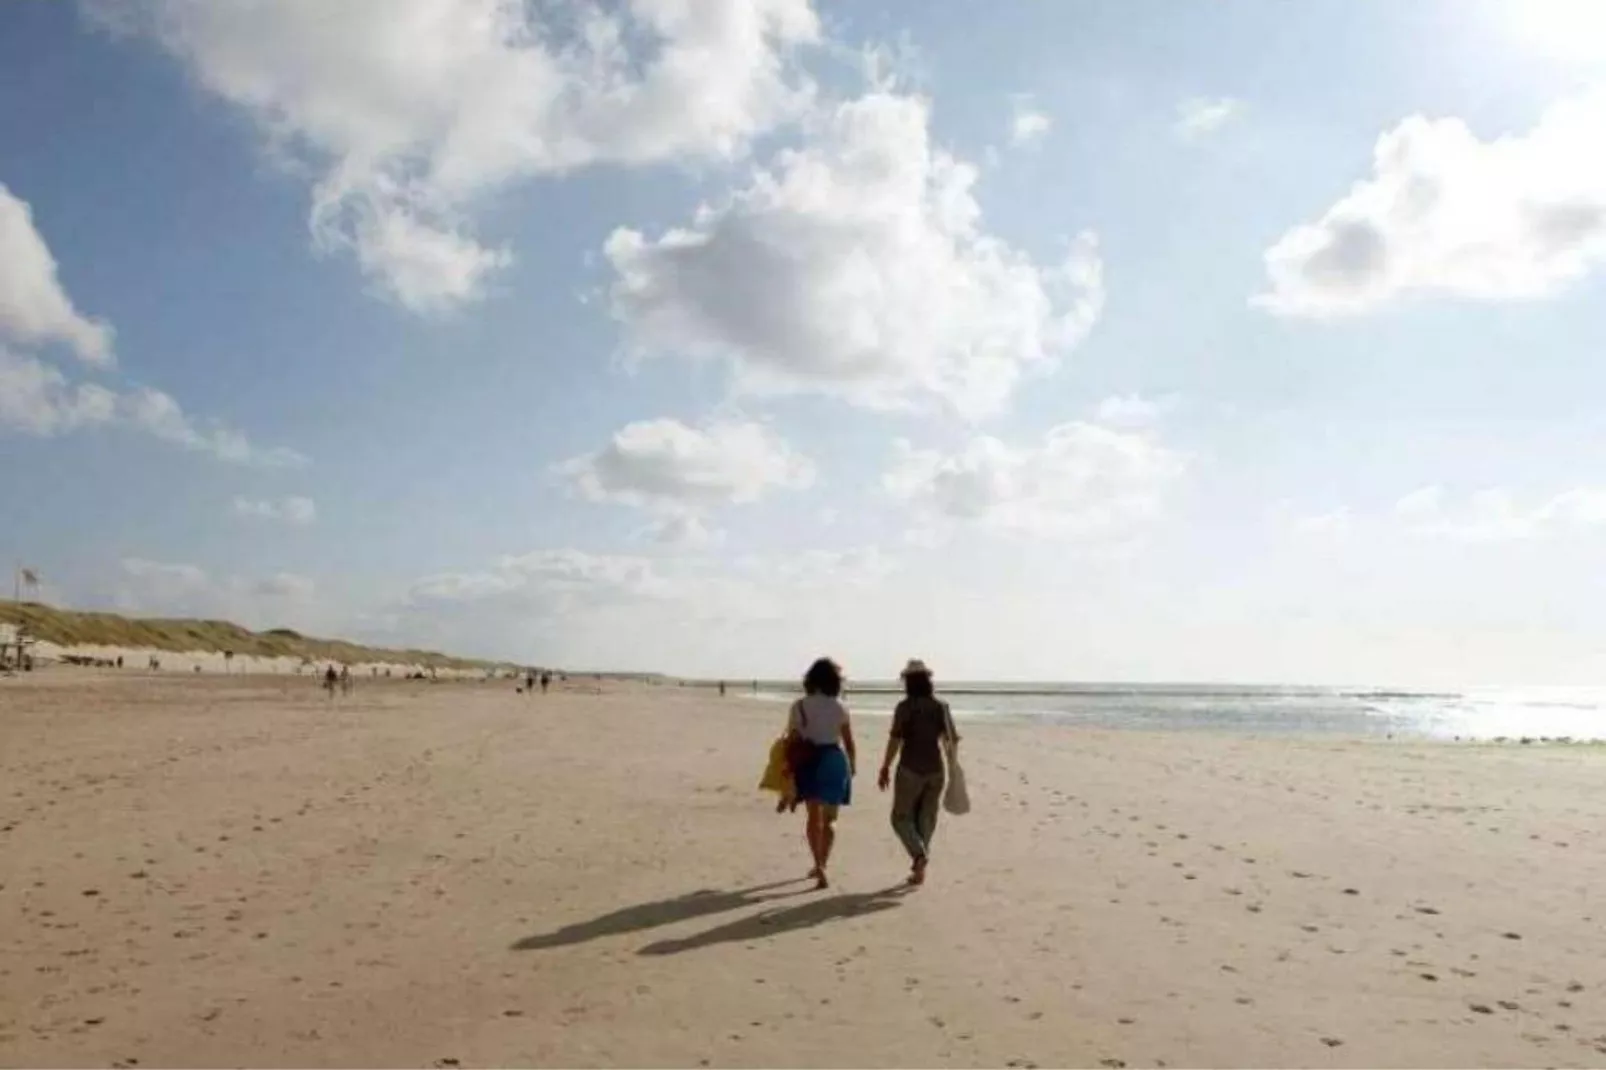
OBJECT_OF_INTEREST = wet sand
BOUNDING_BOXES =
[4,670,1606,1067]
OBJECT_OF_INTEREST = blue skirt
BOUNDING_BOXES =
[796,743,852,806]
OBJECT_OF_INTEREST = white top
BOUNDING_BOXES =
[789,694,849,745]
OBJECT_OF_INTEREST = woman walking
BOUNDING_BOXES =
[877,659,959,886]
[787,657,857,889]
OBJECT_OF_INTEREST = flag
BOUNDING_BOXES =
[20,568,38,586]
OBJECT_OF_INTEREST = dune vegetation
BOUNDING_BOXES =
[0,600,503,671]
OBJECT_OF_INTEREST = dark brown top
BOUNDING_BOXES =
[891,696,953,775]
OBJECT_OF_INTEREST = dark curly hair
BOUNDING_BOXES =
[802,657,843,698]
[903,670,934,699]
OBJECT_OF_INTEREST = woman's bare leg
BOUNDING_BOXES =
[805,802,824,878]
[820,806,838,872]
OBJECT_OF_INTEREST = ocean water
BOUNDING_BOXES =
[749,683,1606,741]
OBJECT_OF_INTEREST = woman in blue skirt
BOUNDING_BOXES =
[787,657,857,889]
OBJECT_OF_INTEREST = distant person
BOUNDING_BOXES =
[786,657,857,890]
[540,672,550,694]
[323,664,338,699]
[719,680,727,697]
[116,655,123,669]
[878,658,959,887]
[526,671,536,694]
[340,665,352,695]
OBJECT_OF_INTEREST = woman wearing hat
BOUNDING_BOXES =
[877,658,959,886]
[787,657,857,889]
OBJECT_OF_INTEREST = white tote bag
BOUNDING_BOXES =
[941,703,970,815]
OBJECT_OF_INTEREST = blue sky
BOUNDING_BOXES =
[4,0,1606,684]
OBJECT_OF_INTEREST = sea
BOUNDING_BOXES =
[745,683,1606,741]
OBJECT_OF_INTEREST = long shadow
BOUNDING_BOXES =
[636,885,910,956]
[511,879,810,951]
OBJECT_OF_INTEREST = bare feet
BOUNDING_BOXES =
[808,865,821,879]
[907,856,928,886]
[815,871,830,890]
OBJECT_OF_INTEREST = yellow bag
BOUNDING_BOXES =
[759,735,793,795]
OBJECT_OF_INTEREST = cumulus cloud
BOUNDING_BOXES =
[233,496,317,525]
[102,0,821,312]
[1174,96,1242,141]
[604,90,1104,420]
[0,184,114,365]
[0,349,305,466]
[1009,96,1051,146]
[1394,485,1606,542]
[0,186,304,467]
[1257,89,1606,317]
[884,399,1186,538]
[556,417,814,518]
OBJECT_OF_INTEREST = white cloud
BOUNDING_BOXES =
[252,572,317,599]
[604,90,1104,420]
[106,0,821,313]
[1393,485,1444,519]
[398,540,898,660]
[557,417,813,515]
[121,385,308,467]
[1094,393,1174,427]
[643,513,725,549]
[1174,96,1242,141]
[884,403,1186,538]
[1257,89,1606,317]
[1293,508,1354,537]
[1394,485,1606,542]
[411,549,672,607]
[0,347,118,435]
[1009,96,1051,146]
[120,557,211,595]
[0,348,306,467]
[233,496,317,525]
[116,558,316,621]
[0,184,114,366]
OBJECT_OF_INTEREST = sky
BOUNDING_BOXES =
[4,0,1606,686]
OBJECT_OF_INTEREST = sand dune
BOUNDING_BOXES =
[4,671,1606,1067]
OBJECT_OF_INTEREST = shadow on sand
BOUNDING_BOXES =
[635,885,911,956]
[510,879,813,951]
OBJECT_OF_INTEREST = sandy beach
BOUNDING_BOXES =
[5,671,1606,1068]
